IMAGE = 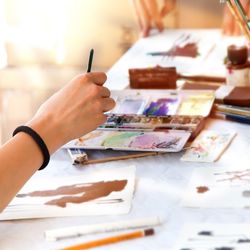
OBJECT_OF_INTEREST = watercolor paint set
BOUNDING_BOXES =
[111,90,215,117]
[64,90,214,153]
[99,114,205,139]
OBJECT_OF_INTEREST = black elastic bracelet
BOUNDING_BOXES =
[13,126,50,170]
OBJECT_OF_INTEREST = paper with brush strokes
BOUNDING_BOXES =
[182,166,250,208]
[0,166,136,220]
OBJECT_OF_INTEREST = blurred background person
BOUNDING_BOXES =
[131,0,250,37]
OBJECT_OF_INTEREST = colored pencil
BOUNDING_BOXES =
[60,228,155,250]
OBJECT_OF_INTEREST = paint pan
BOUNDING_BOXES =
[143,98,180,116]
[114,97,147,114]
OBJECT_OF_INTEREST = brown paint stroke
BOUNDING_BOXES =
[166,43,198,58]
[196,186,209,194]
[17,180,127,208]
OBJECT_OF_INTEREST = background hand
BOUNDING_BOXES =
[132,0,176,37]
[222,0,250,35]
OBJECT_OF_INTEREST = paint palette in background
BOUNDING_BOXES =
[65,130,191,153]
[0,166,136,220]
[181,166,250,208]
[174,224,250,250]
[112,90,215,117]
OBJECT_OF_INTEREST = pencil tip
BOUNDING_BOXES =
[144,228,155,236]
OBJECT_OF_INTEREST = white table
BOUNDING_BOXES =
[1,29,250,250]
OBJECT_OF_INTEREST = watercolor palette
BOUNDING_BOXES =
[65,130,191,153]
[111,90,215,117]
[99,114,205,139]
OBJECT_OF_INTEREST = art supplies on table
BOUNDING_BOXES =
[65,130,191,153]
[173,223,250,250]
[100,114,205,139]
[65,90,214,154]
[225,113,250,124]
[0,166,135,220]
[215,85,250,107]
[214,104,250,118]
[67,148,160,165]
[213,103,250,124]
[129,66,225,89]
[45,216,161,241]
[112,89,215,117]
[181,130,236,162]
[181,166,250,208]
[60,228,155,250]
[225,44,250,87]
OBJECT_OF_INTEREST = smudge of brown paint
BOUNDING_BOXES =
[196,186,209,194]
[17,180,127,208]
[166,43,199,58]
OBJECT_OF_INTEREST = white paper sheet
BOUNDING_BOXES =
[0,166,136,220]
[182,166,250,208]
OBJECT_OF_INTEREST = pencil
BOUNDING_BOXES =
[87,49,94,73]
[60,228,155,250]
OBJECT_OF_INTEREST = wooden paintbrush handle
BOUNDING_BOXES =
[179,74,226,83]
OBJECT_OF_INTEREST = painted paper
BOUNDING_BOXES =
[174,224,250,250]
[65,130,191,153]
[182,166,250,208]
[181,130,236,162]
[0,166,136,220]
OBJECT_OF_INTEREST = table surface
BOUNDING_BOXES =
[1,29,250,250]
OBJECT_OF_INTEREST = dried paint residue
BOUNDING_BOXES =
[196,186,209,193]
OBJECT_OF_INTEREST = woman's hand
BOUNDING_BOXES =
[222,0,250,35]
[27,72,115,153]
[131,0,176,37]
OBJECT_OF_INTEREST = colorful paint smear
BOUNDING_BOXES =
[67,130,191,152]
[181,130,236,162]
[177,94,214,116]
[143,98,180,116]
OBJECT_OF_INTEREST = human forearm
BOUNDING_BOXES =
[0,132,43,212]
[0,72,115,212]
